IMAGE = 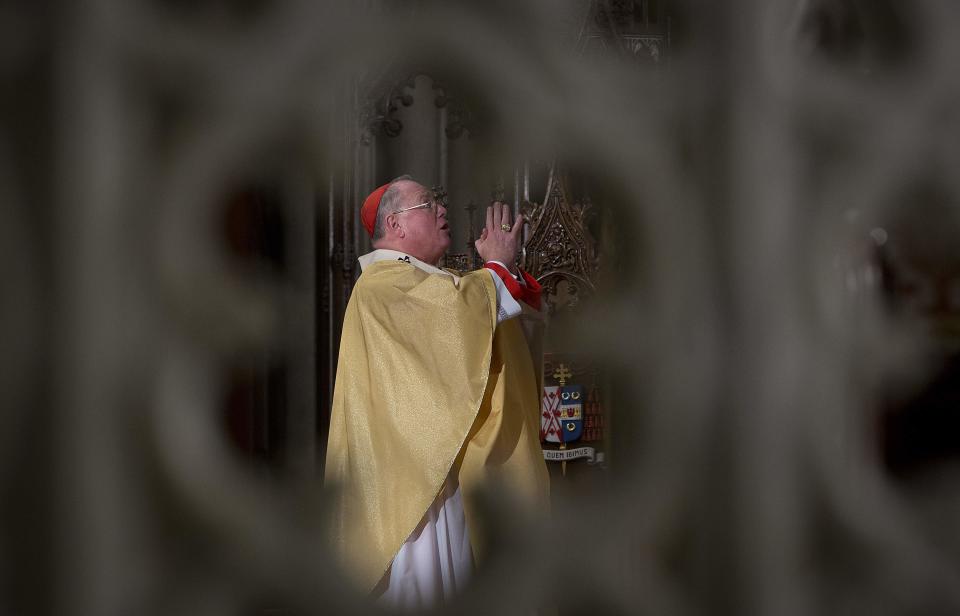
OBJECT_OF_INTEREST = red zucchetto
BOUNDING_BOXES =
[360,183,391,237]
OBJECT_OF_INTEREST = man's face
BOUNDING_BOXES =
[392,181,451,264]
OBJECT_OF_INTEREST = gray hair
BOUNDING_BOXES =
[372,175,414,241]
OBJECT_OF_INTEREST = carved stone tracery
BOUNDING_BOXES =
[580,0,668,64]
[359,71,479,143]
[358,73,418,144]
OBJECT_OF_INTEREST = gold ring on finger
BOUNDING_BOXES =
[500,224,511,231]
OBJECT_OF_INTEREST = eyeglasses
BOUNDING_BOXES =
[394,200,433,214]
[393,197,440,214]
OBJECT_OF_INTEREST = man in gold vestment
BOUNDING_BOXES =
[324,176,549,609]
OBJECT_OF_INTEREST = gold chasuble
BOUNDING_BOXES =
[324,255,550,592]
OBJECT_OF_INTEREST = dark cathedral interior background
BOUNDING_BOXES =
[4,0,960,614]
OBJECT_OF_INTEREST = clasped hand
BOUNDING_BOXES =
[474,201,524,274]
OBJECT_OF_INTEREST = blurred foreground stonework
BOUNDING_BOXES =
[3,1,960,614]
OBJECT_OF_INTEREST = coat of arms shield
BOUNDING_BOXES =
[541,385,562,443]
[558,384,584,443]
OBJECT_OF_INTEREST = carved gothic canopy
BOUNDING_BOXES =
[521,173,601,313]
